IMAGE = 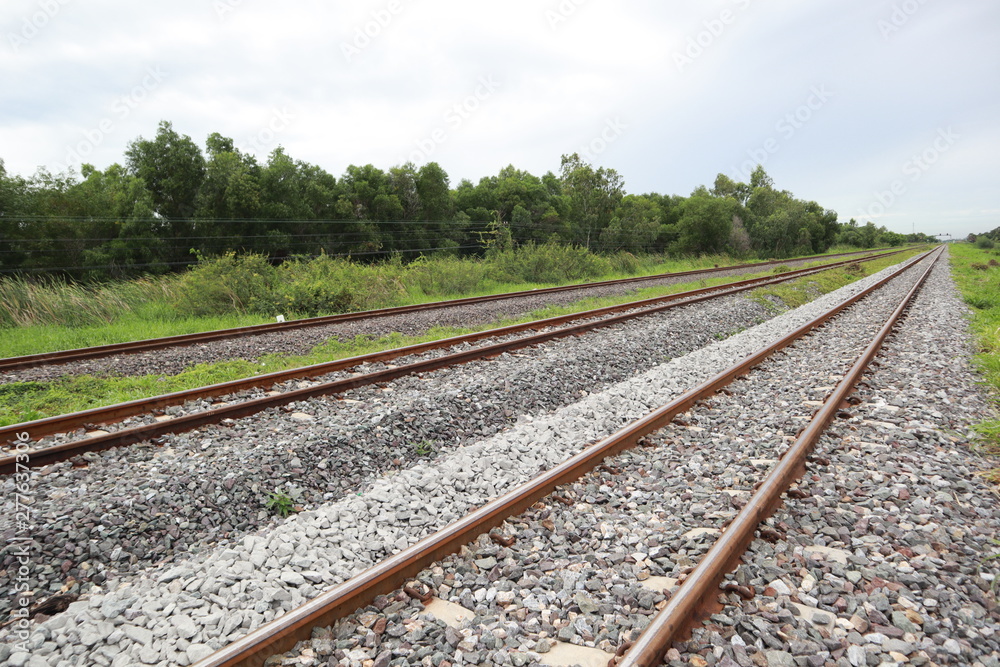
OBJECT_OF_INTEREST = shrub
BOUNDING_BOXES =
[406,255,493,297]
[488,242,612,284]
[172,253,277,317]
[977,236,996,250]
[608,251,640,275]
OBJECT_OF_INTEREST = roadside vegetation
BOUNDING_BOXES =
[0,246,915,427]
[0,243,864,359]
[948,241,1000,451]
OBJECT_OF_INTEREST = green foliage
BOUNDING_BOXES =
[172,252,277,316]
[171,252,412,317]
[488,242,612,284]
[414,440,434,456]
[750,248,924,311]
[3,123,860,280]
[264,489,297,517]
[407,255,494,297]
[945,245,1000,454]
[674,194,738,255]
[977,236,996,250]
[0,275,175,328]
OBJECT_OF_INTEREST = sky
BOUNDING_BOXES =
[2,0,997,239]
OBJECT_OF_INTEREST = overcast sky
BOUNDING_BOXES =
[2,0,997,238]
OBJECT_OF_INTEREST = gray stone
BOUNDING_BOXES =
[174,614,198,639]
[187,644,215,662]
[123,624,154,646]
[765,650,796,667]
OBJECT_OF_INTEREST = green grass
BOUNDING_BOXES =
[747,248,926,312]
[948,243,1000,450]
[0,249,907,426]
[0,331,460,426]
[0,245,898,360]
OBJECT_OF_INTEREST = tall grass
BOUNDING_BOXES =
[0,275,178,328]
[0,244,883,358]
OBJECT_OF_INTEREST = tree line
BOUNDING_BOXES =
[0,120,934,280]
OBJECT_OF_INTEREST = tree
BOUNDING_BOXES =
[674,193,738,255]
[559,153,623,248]
[711,173,751,206]
[196,135,262,221]
[124,121,206,267]
[125,121,205,220]
[416,163,453,220]
[599,195,663,253]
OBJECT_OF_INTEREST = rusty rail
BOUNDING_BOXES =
[0,251,913,469]
[615,245,943,666]
[190,248,938,667]
[0,249,902,372]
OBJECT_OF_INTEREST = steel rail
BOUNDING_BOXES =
[0,250,903,448]
[0,249,902,372]
[0,251,919,472]
[190,248,938,667]
[616,246,944,666]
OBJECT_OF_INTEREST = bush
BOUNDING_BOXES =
[172,253,277,317]
[608,251,640,275]
[406,255,493,297]
[487,242,612,284]
[272,255,406,315]
[977,236,996,250]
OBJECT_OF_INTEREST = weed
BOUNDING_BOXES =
[264,489,298,517]
[414,440,435,456]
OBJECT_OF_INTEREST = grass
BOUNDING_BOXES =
[947,243,1000,451]
[0,245,890,360]
[746,248,926,312]
[0,248,910,426]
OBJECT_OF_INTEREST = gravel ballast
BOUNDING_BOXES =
[3,251,985,667]
[267,251,999,667]
[0,286,778,617]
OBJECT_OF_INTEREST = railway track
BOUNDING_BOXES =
[164,247,952,665]
[4,246,994,667]
[0,250,909,472]
[0,248,898,374]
